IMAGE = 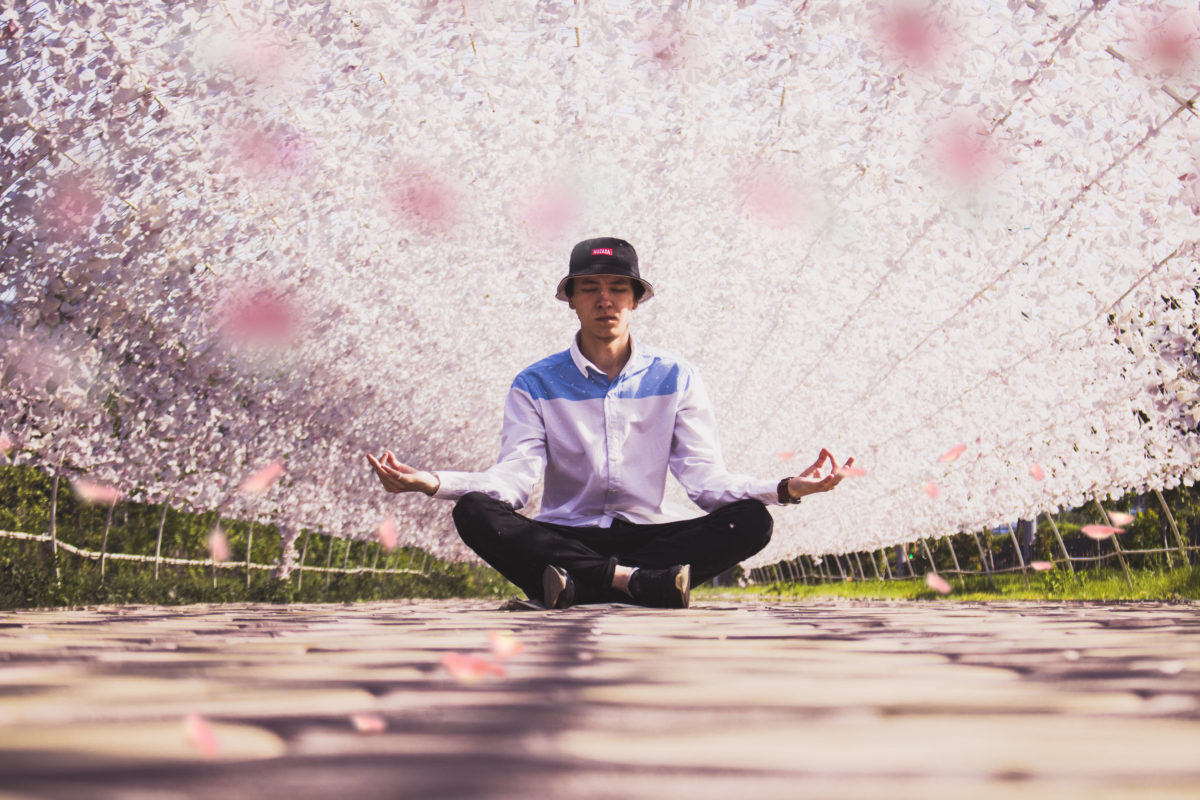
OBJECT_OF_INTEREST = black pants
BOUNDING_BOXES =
[452,492,773,603]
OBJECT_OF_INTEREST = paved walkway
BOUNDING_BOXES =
[0,599,1198,799]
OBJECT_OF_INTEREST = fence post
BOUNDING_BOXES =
[919,538,938,574]
[48,472,61,583]
[1154,488,1191,566]
[945,536,962,575]
[153,498,169,583]
[244,520,254,591]
[324,534,335,592]
[99,495,116,581]
[297,531,310,590]
[1043,513,1075,574]
[1094,499,1134,589]
[970,532,995,589]
[1006,526,1031,589]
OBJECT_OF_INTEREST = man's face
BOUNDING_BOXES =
[569,275,639,341]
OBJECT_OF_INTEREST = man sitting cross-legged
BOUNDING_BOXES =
[368,237,852,609]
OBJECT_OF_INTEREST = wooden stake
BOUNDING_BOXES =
[153,498,169,583]
[297,531,311,590]
[99,496,115,581]
[1007,525,1031,589]
[324,534,334,592]
[1043,513,1075,573]
[1094,499,1134,589]
[245,520,254,591]
[48,472,61,583]
[1154,488,1191,566]
[971,531,995,589]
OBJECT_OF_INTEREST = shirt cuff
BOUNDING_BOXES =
[431,471,474,501]
[752,477,786,506]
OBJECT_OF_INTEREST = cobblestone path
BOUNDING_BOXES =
[1,599,1198,799]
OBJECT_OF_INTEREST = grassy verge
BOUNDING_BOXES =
[695,565,1200,602]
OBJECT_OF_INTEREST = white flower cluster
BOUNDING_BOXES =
[2,0,1197,566]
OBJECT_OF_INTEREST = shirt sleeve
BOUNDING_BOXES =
[668,367,782,511]
[432,382,546,509]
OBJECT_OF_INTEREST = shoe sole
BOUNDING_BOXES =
[676,564,691,609]
[542,565,569,609]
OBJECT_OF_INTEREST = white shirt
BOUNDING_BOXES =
[433,335,781,526]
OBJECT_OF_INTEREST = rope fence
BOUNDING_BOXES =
[749,492,1198,589]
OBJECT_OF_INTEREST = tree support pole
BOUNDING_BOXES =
[971,532,995,589]
[1154,488,1191,566]
[1007,526,1031,589]
[99,495,116,581]
[1094,499,1134,589]
[1043,513,1075,574]
[324,534,335,592]
[153,499,169,583]
[245,520,254,592]
[297,531,311,590]
[945,536,962,574]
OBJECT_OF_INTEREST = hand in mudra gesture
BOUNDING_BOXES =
[786,448,854,501]
[366,451,440,496]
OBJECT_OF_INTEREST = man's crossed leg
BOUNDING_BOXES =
[452,492,773,608]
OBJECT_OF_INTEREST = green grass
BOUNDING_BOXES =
[695,565,1200,603]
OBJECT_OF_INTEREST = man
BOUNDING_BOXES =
[368,237,852,609]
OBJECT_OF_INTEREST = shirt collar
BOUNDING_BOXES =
[569,333,645,379]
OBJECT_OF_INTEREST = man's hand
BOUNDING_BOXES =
[366,451,440,496]
[786,448,854,501]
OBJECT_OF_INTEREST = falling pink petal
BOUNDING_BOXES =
[44,175,102,240]
[0,433,13,453]
[1031,561,1054,571]
[441,652,506,683]
[874,3,953,70]
[71,478,122,505]
[208,527,230,562]
[923,481,940,499]
[925,572,952,595]
[488,630,524,660]
[1140,13,1199,75]
[1029,463,1045,481]
[1081,525,1123,540]
[183,714,221,759]
[777,451,795,461]
[228,125,315,178]
[938,444,967,463]
[218,286,299,346]
[931,119,1001,186]
[1108,511,1135,527]
[376,517,399,551]
[351,713,387,733]
[522,182,582,241]
[387,171,457,232]
[835,465,867,478]
[239,461,284,494]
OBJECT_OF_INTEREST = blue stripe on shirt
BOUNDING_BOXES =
[514,348,685,402]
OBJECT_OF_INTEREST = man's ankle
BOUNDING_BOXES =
[611,565,636,597]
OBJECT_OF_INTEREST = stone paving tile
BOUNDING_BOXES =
[0,599,1198,799]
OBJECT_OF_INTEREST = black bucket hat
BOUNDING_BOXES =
[555,237,655,303]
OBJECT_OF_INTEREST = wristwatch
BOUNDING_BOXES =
[778,477,802,505]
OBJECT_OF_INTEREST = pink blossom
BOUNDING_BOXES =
[925,572,952,595]
[1029,463,1045,481]
[217,286,299,347]
[1030,561,1054,571]
[351,714,387,733]
[183,714,221,759]
[208,527,231,562]
[441,652,506,683]
[776,451,795,461]
[1108,511,1135,527]
[71,478,122,505]
[522,183,582,241]
[239,461,284,495]
[1081,525,1123,540]
[488,630,524,660]
[836,465,868,478]
[938,444,966,463]
[923,481,940,499]
[376,517,399,551]
[387,171,457,232]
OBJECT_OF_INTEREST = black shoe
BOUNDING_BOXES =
[542,565,576,610]
[627,564,691,609]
